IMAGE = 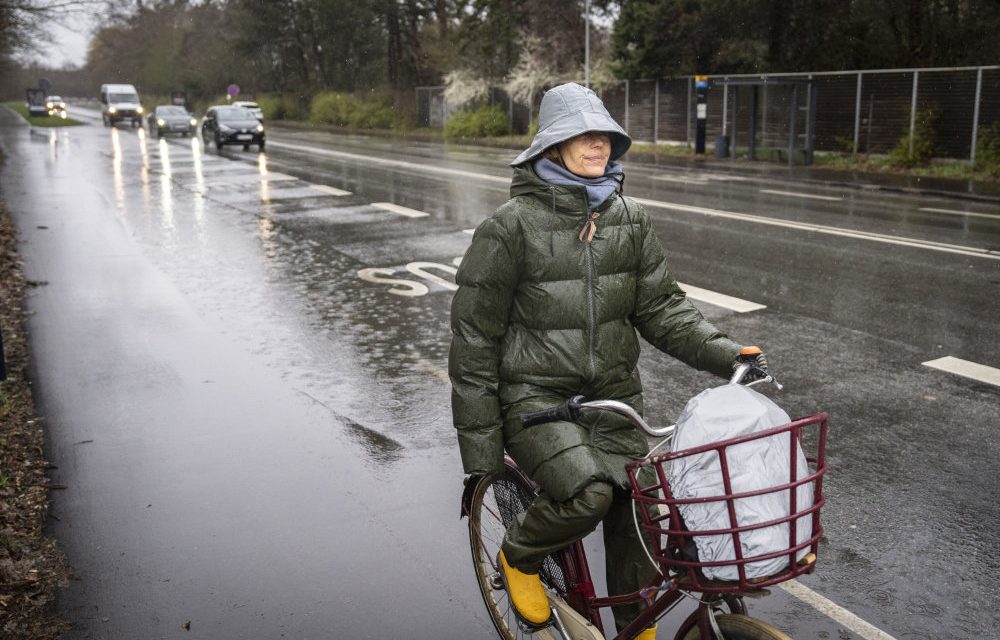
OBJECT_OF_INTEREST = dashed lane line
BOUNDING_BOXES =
[922,356,1000,386]
[651,174,709,185]
[918,207,1000,220]
[311,184,352,196]
[760,189,843,201]
[778,581,898,640]
[633,198,1000,261]
[677,283,766,313]
[372,202,430,218]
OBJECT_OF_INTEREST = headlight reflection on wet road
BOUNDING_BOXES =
[110,128,125,213]
[158,138,174,231]
[258,152,271,205]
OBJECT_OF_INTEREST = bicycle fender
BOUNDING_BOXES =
[460,475,482,519]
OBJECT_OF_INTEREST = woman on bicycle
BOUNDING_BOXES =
[449,82,764,638]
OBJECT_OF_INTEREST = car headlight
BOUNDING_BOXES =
[256,124,264,133]
[109,107,117,114]
[190,118,197,126]
[136,106,144,114]
[157,119,166,126]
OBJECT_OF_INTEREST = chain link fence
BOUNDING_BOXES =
[417,65,999,161]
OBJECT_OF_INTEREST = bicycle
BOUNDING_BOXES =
[461,362,828,640]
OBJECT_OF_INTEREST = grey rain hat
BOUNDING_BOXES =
[511,82,631,166]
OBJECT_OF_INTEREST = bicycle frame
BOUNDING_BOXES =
[464,368,823,640]
[463,458,755,640]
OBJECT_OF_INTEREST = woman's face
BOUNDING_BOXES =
[557,131,611,177]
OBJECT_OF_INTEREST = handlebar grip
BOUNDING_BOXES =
[520,396,585,427]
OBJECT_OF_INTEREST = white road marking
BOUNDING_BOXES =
[633,198,1000,261]
[919,207,1000,220]
[651,174,709,185]
[462,229,476,234]
[311,184,352,196]
[779,581,898,640]
[922,356,1000,386]
[371,202,430,218]
[263,172,300,182]
[760,189,843,202]
[677,282,766,313]
[697,172,750,182]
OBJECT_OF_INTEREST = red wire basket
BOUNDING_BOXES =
[626,412,828,593]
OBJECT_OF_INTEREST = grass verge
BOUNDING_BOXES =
[0,152,72,637]
[2,102,82,128]
[812,152,997,182]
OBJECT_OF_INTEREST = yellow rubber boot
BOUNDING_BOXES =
[635,626,657,640]
[498,550,550,625]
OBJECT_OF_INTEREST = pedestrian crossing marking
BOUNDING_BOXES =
[922,356,1000,387]
[677,283,766,313]
[372,202,429,218]
[312,185,352,196]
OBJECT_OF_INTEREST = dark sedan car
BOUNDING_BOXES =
[148,105,197,137]
[201,106,265,152]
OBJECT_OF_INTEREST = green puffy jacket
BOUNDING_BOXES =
[449,165,741,501]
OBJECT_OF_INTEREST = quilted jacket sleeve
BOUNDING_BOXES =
[449,216,520,475]
[630,204,741,377]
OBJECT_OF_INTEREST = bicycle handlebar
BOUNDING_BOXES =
[730,362,783,389]
[519,366,782,438]
[520,395,585,427]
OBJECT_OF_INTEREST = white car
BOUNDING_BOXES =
[45,95,67,117]
[232,100,263,121]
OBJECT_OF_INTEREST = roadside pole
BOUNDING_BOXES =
[695,75,708,154]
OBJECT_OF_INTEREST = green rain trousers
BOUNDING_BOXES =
[501,480,656,632]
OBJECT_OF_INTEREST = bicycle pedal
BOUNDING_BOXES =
[488,572,504,590]
[515,617,554,634]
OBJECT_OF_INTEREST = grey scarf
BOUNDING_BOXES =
[533,158,624,210]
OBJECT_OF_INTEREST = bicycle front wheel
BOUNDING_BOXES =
[681,614,793,640]
[467,467,572,640]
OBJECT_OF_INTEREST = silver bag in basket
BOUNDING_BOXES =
[669,384,813,581]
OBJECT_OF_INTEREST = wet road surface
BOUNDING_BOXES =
[1,106,998,639]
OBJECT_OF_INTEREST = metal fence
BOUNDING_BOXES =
[416,65,999,161]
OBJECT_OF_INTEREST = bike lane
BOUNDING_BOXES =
[0,110,491,638]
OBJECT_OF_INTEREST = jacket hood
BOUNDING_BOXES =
[511,82,631,167]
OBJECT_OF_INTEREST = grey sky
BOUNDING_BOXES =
[23,17,91,69]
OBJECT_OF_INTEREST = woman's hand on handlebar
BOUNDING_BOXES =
[733,346,776,385]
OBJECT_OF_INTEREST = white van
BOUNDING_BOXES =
[100,83,144,127]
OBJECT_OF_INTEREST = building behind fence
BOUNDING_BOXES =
[416,65,999,162]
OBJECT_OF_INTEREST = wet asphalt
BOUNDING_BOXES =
[0,105,998,640]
